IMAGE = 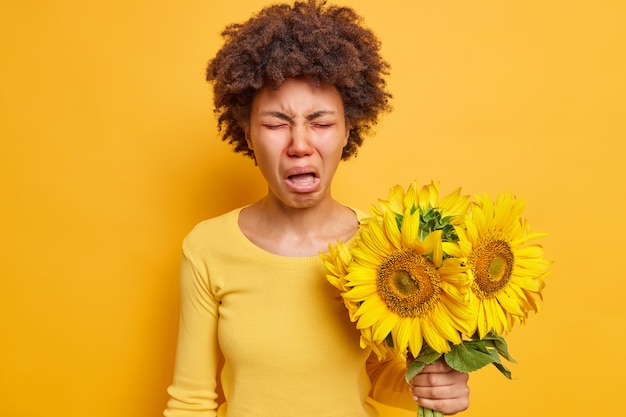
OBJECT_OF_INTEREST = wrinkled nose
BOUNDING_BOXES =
[287,126,313,157]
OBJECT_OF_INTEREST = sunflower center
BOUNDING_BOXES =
[470,238,514,298]
[393,270,419,295]
[377,250,441,318]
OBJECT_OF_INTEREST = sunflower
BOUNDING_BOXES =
[337,206,473,358]
[373,181,470,225]
[372,181,471,250]
[321,241,360,325]
[452,193,551,339]
[322,239,392,359]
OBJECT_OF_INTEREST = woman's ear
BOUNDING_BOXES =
[245,130,253,150]
[343,127,351,147]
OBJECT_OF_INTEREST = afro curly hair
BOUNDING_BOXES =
[206,0,392,160]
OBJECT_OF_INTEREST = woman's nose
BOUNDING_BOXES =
[288,126,313,156]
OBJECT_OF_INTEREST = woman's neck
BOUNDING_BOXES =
[238,195,359,257]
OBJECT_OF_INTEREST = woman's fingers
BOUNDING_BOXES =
[408,359,470,415]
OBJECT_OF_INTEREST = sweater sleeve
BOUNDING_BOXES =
[164,249,222,417]
[366,351,418,412]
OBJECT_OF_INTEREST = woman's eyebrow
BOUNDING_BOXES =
[306,110,336,120]
[259,111,292,121]
[259,110,337,121]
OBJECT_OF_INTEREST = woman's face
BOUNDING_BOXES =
[246,77,350,210]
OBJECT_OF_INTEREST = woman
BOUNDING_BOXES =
[165,1,470,416]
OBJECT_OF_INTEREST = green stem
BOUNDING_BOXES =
[418,405,443,417]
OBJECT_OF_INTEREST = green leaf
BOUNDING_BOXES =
[406,344,445,383]
[416,345,443,365]
[466,340,500,361]
[406,360,426,383]
[456,332,517,378]
[444,341,500,373]
[492,338,516,363]
[478,332,517,363]
[493,362,513,379]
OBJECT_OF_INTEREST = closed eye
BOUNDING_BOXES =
[263,123,287,130]
[311,122,333,128]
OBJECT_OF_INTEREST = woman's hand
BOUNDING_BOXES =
[407,358,470,415]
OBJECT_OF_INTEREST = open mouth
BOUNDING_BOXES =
[287,173,317,184]
[285,168,321,192]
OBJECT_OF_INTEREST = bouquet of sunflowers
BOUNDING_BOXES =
[320,181,551,417]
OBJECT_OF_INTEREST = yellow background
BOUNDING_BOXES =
[1,1,624,416]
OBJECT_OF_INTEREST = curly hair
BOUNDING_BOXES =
[206,0,392,160]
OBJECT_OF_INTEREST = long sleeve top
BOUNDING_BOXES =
[164,208,417,417]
